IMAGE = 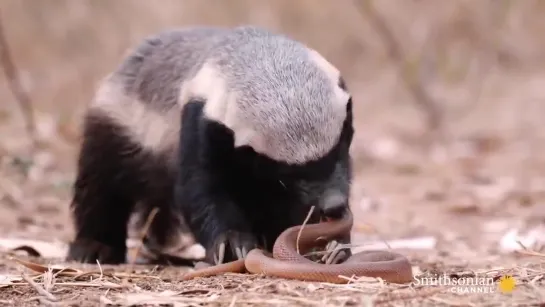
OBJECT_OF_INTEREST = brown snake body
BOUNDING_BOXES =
[181,211,414,284]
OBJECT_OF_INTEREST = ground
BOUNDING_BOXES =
[1,101,544,306]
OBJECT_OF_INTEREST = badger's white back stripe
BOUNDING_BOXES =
[90,80,181,156]
[180,63,231,126]
[180,62,267,156]
[89,26,351,166]
[174,34,350,165]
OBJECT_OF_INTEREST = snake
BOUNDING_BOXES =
[181,210,414,284]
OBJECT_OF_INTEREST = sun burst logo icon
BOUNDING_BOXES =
[498,275,516,294]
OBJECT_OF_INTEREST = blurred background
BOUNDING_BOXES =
[0,0,544,258]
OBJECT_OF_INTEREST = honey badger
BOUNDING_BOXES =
[67,25,355,265]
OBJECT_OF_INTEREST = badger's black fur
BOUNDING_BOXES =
[67,26,355,265]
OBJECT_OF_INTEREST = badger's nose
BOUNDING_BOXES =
[320,192,348,220]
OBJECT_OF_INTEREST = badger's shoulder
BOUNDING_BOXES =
[86,27,230,155]
[182,26,352,164]
[112,27,230,109]
[87,25,351,165]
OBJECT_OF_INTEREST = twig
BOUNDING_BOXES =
[21,273,57,302]
[0,12,36,144]
[515,249,545,258]
[449,0,510,121]
[228,295,237,307]
[0,176,28,208]
[353,0,444,138]
[11,280,123,289]
[296,206,315,255]
[42,268,55,293]
[96,259,104,280]
[127,207,159,269]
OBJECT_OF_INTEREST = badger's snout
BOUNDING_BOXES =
[319,191,349,220]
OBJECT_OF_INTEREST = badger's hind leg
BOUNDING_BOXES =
[67,110,144,264]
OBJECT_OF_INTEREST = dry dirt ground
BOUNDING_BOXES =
[1,90,545,306]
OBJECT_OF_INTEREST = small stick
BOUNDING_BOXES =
[353,0,449,146]
[127,207,159,269]
[296,206,315,255]
[21,274,57,302]
[0,14,36,144]
[12,280,123,289]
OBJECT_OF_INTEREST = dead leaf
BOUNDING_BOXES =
[0,237,67,258]
[10,245,40,257]
[11,257,82,276]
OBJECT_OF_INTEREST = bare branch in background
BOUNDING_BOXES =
[446,0,510,122]
[353,0,445,141]
[0,12,36,145]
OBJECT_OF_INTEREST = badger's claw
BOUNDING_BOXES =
[67,238,126,264]
[208,231,259,264]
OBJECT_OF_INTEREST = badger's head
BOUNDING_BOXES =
[181,33,354,220]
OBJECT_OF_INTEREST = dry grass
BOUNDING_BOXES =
[1,0,545,306]
[1,254,544,306]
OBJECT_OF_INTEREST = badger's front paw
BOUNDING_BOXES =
[207,231,259,264]
[67,238,126,264]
